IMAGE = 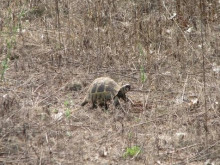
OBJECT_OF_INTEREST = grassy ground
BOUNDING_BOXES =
[0,0,219,164]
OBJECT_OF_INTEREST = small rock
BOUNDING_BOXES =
[204,159,214,165]
[99,147,108,157]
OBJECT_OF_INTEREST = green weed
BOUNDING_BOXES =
[66,131,72,137]
[53,109,58,114]
[65,108,71,118]
[1,8,24,81]
[64,100,70,107]
[123,146,141,158]
[1,57,9,81]
[140,66,146,83]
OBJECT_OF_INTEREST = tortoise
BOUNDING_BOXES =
[81,77,131,109]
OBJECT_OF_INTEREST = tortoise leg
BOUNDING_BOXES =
[81,100,88,106]
[113,97,120,106]
[104,103,108,110]
[92,103,97,109]
[123,96,128,102]
[98,102,108,110]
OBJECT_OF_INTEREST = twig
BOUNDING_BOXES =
[181,74,188,101]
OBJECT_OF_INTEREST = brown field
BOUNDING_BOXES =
[0,0,219,164]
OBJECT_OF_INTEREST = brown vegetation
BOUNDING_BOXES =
[0,0,219,164]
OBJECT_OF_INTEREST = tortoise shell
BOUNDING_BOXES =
[81,77,130,108]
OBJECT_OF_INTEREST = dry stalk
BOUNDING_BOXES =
[55,0,61,46]
[199,0,208,146]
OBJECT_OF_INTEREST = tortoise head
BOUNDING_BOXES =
[121,84,131,93]
[116,84,131,101]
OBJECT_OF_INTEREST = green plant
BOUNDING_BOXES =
[41,113,47,120]
[128,132,133,139]
[65,108,71,118]
[140,66,146,83]
[1,57,9,81]
[66,131,72,137]
[64,100,70,107]
[64,100,72,118]
[123,146,141,158]
[1,39,15,81]
[135,117,141,123]
[1,7,24,81]
[53,109,58,114]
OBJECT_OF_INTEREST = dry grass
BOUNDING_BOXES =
[0,0,220,164]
